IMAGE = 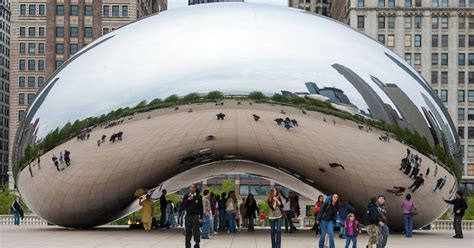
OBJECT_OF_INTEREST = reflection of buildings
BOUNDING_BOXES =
[288,0,330,16]
[189,0,244,5]
[304,82,351,105]
[0,1,9,186]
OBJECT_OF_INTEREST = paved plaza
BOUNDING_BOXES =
[1,226,472,248]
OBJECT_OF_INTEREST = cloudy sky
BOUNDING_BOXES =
[168,0,288,9]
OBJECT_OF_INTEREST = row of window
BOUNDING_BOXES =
[430,53,474,66]
[19,4,46,16]
[18,93,35,105]
[0,20,10,34]
[102,27,117,35]
[432,71,474,84]
[377,34,474,48]
[103,5,129,17]
[18,76,45,88]
[19,27,45,37]
[18,59,44,71]
[457,108,474,122]
[457,53,474,66]
[56,5,93,17]
[56,43,79,55]
[378,34,422,47]
[360,0,474,8]
[19,43,45,54]
[358,16,474,30]
[55,27,93,38]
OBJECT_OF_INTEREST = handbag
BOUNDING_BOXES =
[410,203,418,216]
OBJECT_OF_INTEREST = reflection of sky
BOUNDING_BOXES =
[29,3,451,141]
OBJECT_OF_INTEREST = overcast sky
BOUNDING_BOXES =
[168,0,288,9]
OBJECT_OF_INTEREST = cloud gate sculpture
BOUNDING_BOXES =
[14,3,461,229]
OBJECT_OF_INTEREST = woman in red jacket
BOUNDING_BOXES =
[311,195,324,237]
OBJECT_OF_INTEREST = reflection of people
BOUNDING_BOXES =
[52,154,59,171]
[139,195,154,231]
[183,184,203,248]
[443,191,468,239]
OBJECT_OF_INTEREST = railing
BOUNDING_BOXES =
[430,220,474,231]
[0,215,48,225]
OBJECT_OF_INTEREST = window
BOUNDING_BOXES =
[102,28,110,35]
[415,16,422,28]
[38,60,44,71]
[469,35,474,47]
[469,53,474,65]
[467,145,474,158]
[70,44,78,55]
[405,34,412,47]
[122,5,128,16]
[70,5,78,16]
[357,16,365,28]
[112,5,119,16]
[441,17,448,29]
[415,35,422,47]
[469,127,474,139]
[56,5,64,16]
[103,5,109,16]
[55,60,63,69]
[28,5,36,15]
[20,4,26,16]
[470,17,474,29]
[27,77,35,87]
[379,0,385,7]
[405,17,412,28]
[432,71,438,83]
[415,0,422,6]
[56,27,64,37]
[38,43,45,53]
[358,0,365,7]
[85,5,93,16]
[459,35,466,47]
[432,0,439,7]
[388,16,395,28]
[431,34,438,47]
[18,93,25,105]
[38,27,44,37]
[459,108,465,121]
[28,60,35,70]
[378,16,385,28]
[440,90,448,102]
[19,60,25,70]
[432,16,439,29]
[19,43,25,53]
[414,53,421,65]
[28,43,35,53]
[405,0,412,6]
[388,0,395,6]
[18,77,25,88]
[432,53,439,65]
[459,127,464,138]
[441,35,448,47]
[460,0,466,6]
[18,110,25,122]
[405,53,412,64]
[459,90,465,102]
[470,0,474,7]
[56,44,64,54]
[441,0,449,7]
[38,77,45,88]
[441,53,448,65]
[84,27,93,38]
[459,53,466,65]
[387,35,395,47]
[469,90,474,102]
[459,71,466,84]
[378,35,385,44]
[70,27,78,37]
[39,4,45,15]
[20,27,26,37]
[459,17,466,29]
[27,93,35,104]
[28,27,35,36]
[441,71,448,84]
[469,72,474,84]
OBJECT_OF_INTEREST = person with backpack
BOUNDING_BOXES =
[376,195,389,248]
[344,213,361,248]
[311,195,324,237]
[401,194,415,237]
[443,191,469,239]
[317,194,340,248]
[365,197,380,248]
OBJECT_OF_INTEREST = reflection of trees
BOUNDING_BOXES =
[16,90,460,182]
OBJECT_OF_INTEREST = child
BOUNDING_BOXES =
[344,213,360,248]
[259,212,266,227]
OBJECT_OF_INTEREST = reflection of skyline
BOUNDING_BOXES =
[304,81,352,105]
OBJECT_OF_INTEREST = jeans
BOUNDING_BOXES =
[270,218,282,248]
[209,214,214,234]
[284,211,296,232]
[213,214,219,232]
[167,213,176,226]
[377,224,389,248]
[202,215,211,238]
[227,212,236,233]
[319,220,335,248]
[344,235,357,248]
[404,214,413,237]
[13,210,20,225]
[178,211,184,227]
[219,209,226,230]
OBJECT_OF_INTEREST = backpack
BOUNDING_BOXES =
[364,206,379,225]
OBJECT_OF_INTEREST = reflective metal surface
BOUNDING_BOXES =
[14,3,459,229]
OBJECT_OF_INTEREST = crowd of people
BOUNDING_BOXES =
[97,131,124,146]
[274,117,299,130]
[51,150,72,171]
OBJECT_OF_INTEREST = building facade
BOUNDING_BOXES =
[188,0,243,5]
[0,0,10,186]
[330,0,474,179]
[7,0,165,189]
[288,0,331,16]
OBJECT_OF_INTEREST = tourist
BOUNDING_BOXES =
[401,194,414,237]
[408,174,424,193]
[216,113,226,120]
[52,154,59,171]
[101,135,106,143]
[284,120,293,130]
[281,191,295,233]
[386,186,406,196]
[37,157,41,170]
[201,190,211,239]
[210,192,218,235]
[317,194,340,248]
[433,177,444,192]
[245,194,258,232]
[438,175,447,190]
[344,213,360,248]
[253,114,260,121]
[160,189,167,228]
[177,199,184,227]
[365,197,380,248]
[226,191,238,233]
[338,198,355,239]
[260,212,266,227]
[311,195,324,237]
[218,192,227,231]
[59,152,64,165]
[442,191,468,239]
[376,195,389,248]
[240,197,247,229]
[97,139,101,147]
[183,184,203,248]
[64,150,71,166]
[11,197,23,226]
[139,194,154,231]
[268,188,283,248]
[166,200,176,227]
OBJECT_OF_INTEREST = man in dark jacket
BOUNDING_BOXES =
[365,197,380,248]
[408,174,424,192]
[183,184,203,248]
[160,189,167,227]
[376,195,389,248]
[443,191,468,239]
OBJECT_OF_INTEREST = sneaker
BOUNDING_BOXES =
[213,231,218,235]
[202,236,209,239]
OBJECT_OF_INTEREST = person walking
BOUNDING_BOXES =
[11,197,23,226]
[311,195,324,237]
[160,189,167,228]
[281,191,295,233]
[166,200,176,227]
[201,190,211,239]
[210,192,218,235]
[317,194,340,248]
[226,191,238,233]
[218,193,227,231]
[338,198,355,239]
[344,213,360,248]
[183,184,203,248]
[365,197,381,248]
[52,154,59,171]
[139,194,154,231]
[376,195,389,248]
[443,191,468,239]
[408,174,424,193]
[245,194,259,232]
[268,188,283,248]
[240,197,247,229]
[177,200,184,227]
[401,194,414,237]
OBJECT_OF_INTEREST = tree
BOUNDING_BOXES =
[248,91,266,100]
[149,98,162,106]
[182,92,201,102]
[222,178,237,193]
[164,94,180,103]
[271,93,289,103]
[134,100,148,109]
[206,91,223,100]
[289,96,306,105]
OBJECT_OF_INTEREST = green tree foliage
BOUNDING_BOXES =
[270,93,289,103]
[248,91,266,100]
[164,94,180,103]
[149,98,162,105]
[182,92,201,102]
[289,96,306,105]
[134,100,148,109]
[206,91,224,100]
[0,186,15,214]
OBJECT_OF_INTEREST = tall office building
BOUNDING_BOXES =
[329,0,474,177]
[288,0,331,16]
[0,0,10,186]
[7,0,165,189]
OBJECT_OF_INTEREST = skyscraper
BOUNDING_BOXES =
[0,0,10,186]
